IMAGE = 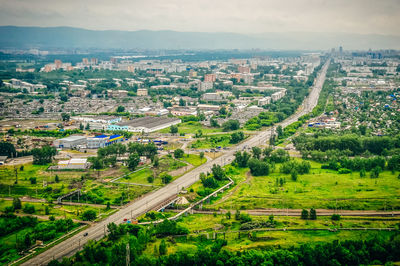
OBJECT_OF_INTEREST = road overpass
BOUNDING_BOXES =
[23,59,330,265]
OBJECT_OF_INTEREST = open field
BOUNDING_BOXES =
[158,121,222,134]
[0,199,114,221]
[141,213,400,255]
[201,162,400,211]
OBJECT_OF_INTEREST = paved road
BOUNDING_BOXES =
[23,60,330,265]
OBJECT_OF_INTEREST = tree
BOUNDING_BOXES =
[370,166,382,178]
[153,156,159,167]
[161,173,172,184]
[309,208,317,220]
[276,125,284,139]
[226,211,231,220]
[23,204,35,214]
[106,202,111,210]
[82,210,97,221]
[61,113,70,122]
[116,105,125,112]
[32,145,57,165]
[55,175,60,183]
[127,153,140,171]
[301,209,309,219]
[211,164,225,181]
[291,170,298,181]
[219,106,227,115]
[13,197,22,210]
[251,147,262,159]
[45,206,50,215]
[199,152,205,162]
[159,239,167,255]
[360,168,366,177]
[174,149,184,159]
[30,177,37,184]
[222,120,240,131]
[230,131,244,144]
[0,142,16,157]
[248,158,270,176]
[85,123,90,130]
[79,123,84,130]
[234,151,251,168]
[331,214,341,221]
[359,125,367,135]
[179,98,186,106]
[170,125,178,134]
[210,118,220,127]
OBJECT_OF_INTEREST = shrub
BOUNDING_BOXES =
[338,168,352,174]
[23,204,36,214]
[331,214,341,221]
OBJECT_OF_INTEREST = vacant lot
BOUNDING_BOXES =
[205,162,400,211]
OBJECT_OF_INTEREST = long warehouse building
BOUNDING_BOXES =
[108,116,181,133]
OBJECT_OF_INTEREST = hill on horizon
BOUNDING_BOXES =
[1,26,399,50]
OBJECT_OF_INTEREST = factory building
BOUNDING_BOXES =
[57,158,90,170]
[87,134,124,149]
[53,136,87,149]
[108,116,181,133]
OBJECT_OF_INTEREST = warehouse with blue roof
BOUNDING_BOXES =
[87,134,124,149]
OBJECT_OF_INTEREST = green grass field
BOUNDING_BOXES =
[0,199,113,221]
[203,162,400,211]
[142,213,399,255]
[158,121,222,134]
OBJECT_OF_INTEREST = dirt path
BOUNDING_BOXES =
[210,170,251,206]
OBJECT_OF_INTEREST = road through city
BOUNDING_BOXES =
[23,59,330,265]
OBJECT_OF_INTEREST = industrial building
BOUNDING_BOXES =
[53,135,87,149]
[108,116,181,133]
[87,134,124,149]
[57,158,90,170]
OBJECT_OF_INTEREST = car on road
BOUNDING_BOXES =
[83,232,88,237]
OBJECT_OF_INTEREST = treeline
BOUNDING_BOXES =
[49,223,400,266]
[8,128,83,138]
[89,142,158,171]
[294,133,400,156]
[233,147,310,178]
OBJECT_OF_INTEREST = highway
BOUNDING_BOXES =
[23,59,330,265]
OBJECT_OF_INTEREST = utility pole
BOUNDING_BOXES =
[126,239,130,266]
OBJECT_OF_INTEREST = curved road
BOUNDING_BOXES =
[23,60,330,265]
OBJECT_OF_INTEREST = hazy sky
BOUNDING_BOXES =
[1,0,399,35]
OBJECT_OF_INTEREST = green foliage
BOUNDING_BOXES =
[309,208,317,220]
[12,197,22,210]
[248,158,270,176]
[23,204,35,214]
[280,160,311,175]
[170,125,178,134]
[127,153,140,171]
[234,151,251,167]
[116,105,125,112]
[174,148,184,159]
[331,214,341,221]
[32,145,57,165]
[211,164,226,181]
[222,119,240,131]
[159,239,167,255]
[301,209,309,219]
[230,131,244,144]
[161,173,172,184]
[155,219,189,236]
[29,177,37,184]
[81,210,97,221]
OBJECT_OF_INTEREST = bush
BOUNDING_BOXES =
[331,214,341,221]
[82,210,97,221]
[23,204,35,214]
[338,168,352,174]
[147,175,154,183]
[30,177,37,184]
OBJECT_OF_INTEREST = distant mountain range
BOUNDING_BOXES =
[1,26,399,50]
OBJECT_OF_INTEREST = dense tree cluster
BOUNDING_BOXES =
[32,145,57,165]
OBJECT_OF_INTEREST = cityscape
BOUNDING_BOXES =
[0,0,400,265]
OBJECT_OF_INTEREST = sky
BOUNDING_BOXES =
[0,0,399,36]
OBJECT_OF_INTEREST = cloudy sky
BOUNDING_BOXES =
[0,0,399,35]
